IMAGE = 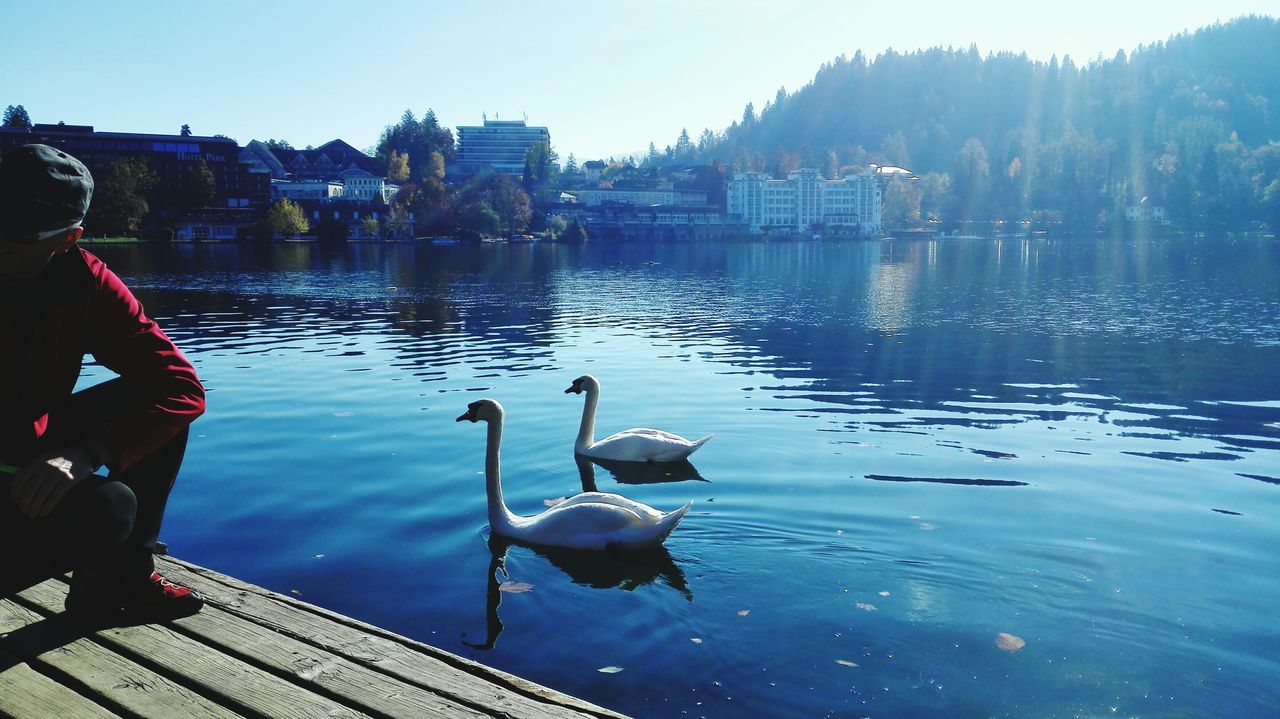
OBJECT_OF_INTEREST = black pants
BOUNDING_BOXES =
[0,379,189,597]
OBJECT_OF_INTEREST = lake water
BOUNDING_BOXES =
[84,235,1280,718]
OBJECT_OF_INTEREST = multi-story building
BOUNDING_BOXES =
[727,169,882,235]
[0,123,269,209]
[453,119,550,177]
[569,187,708,207]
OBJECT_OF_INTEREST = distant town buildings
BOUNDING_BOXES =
[0,123,269,209]
[452,118,550,177]
[241,139,402,238]
[2,116,891,241]
[727,169,882,236]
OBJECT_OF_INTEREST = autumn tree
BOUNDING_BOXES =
[266,199,310,237]
[387,150,410,183]
[375,108,455,184]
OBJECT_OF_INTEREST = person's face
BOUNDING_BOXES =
[0,225,83,281]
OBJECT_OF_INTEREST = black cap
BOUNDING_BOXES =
[0,144,94,235]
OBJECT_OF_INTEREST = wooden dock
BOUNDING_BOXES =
[0,556,630,719]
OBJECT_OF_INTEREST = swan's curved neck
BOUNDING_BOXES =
[575,387,600,452]
[484,418,518,530]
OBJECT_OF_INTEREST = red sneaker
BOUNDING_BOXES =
[66,571,205,619]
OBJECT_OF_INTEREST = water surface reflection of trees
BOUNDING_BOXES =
[92,238,1280,442]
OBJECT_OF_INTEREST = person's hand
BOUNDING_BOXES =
[10,445,99,519]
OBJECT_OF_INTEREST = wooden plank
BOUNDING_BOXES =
[0,594,245,719]
[0,643,120,719]
[161,556,629,719]
[160,558,609,719]
[27,577,487,719]
[14,581,373,719]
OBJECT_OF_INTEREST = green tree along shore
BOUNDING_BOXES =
[648,16,1280,233]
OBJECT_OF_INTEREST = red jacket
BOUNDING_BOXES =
[0,247,205,470]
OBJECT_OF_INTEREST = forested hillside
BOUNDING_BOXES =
[651,16,1280,231]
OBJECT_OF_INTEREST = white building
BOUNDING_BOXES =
[340,167,399,203]
[568,187,707,207]
[271,179,344,201]
[454,119,551,177]
[270,173,399,204]
[727,169,882,235]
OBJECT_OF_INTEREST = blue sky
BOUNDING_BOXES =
[1,1,1274,162]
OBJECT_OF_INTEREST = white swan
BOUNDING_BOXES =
[457,399,691,550]
[565,374,713,462]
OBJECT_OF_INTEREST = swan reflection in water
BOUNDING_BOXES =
[576,454,708,491]
[463,533,692,651]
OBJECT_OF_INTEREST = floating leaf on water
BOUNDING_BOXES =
[878,591,890,597]
[690,637,703,644]
[737,609,750,616]
[856,603,877,612]
[544,497,567,507]
[835,659,860,668]
[598,665,625,674]
[995,632,1026,652]
[499,581,534,594]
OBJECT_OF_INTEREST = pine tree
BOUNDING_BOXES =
[675,128,693,159]
[2,104,32,129]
